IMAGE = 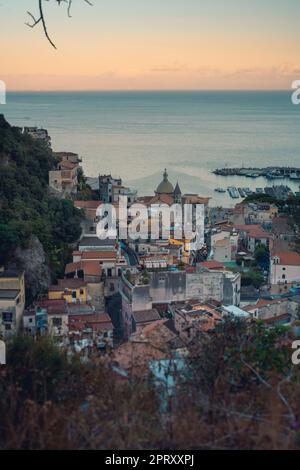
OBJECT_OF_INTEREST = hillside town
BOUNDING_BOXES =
[1,126,300,378]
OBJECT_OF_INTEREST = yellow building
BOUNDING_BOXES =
[0,269,25,336]
[48,279,87,304]
[0,269,25,305]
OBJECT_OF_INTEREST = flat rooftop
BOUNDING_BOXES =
[0,289,20,300]
[79,237,116,247]
[0,270,21,279]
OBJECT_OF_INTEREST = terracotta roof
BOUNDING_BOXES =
[244,298,288,311]
[148,194,174,206]
[57,278,87,289]
[137,196,153,204]
[67,303,94,315]
[69,313,113,331]
[263,313,290,324]
[247,228,272,239]
[199,261,225,270]
[234,224,272,239]
[74,200,102,209]
[65,262,81,275]
[272,251,300,266]
[183,195,210,205]
[65,261,102,277]
[234,224,261,231]
[81,251,117,260]
[82,262,102,277]
[36,299,68,315]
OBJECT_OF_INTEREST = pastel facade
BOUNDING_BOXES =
[0,270,25,338]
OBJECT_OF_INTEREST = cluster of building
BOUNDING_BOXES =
[21,126,51,146]
[2,151,300,377]
[49,152,82,196]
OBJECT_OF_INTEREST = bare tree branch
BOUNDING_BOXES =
[26,0,93,49]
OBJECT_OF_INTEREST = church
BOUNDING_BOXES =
[137,169,210,211]
[155,168,182,204]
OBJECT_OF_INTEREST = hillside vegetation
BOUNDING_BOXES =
[0,114,83,291]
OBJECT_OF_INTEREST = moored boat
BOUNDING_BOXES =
[227,186,240,198]
[214,187,226,193]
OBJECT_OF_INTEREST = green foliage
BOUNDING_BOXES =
[76,167,99,200]
[141,270,150,285]
[254,244,269,263]
[241,270,265,288]
[244,193,276,204]
[0,115,83,279]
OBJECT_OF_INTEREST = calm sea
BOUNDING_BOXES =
[3,91,300,206]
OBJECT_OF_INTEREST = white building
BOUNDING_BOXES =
[213,238,232,263]
[211,230,239,262]
[270,251,300,285]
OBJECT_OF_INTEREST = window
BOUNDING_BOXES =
[282,274,286,280]
[80,289,84,295]
[52,317,62,327]
[2,312,13,322]
[107,268,112,277]
[72,290,77,299]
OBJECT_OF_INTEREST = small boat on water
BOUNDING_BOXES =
[243,187,253,196]
[256,188,264,194]
[290,173,300,181]
[214,187,226,193]
[266,171,284,180]
[227,186,240,198]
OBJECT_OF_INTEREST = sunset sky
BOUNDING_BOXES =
[1,0,300,90]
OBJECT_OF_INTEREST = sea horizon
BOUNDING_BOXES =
[3,90,300,206]
[6,88,293,93]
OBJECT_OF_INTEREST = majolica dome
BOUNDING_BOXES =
[155,169,174,195]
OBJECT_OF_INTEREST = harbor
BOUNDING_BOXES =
[220,184,298,199]
[213,166,300,181]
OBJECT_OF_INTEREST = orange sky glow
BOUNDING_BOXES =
[1,0,300,91]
